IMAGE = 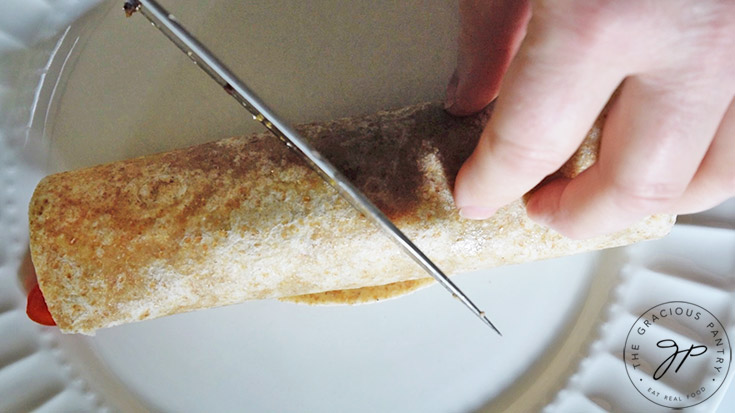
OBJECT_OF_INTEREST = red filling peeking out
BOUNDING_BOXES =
[27,283,56,326]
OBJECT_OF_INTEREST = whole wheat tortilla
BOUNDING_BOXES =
[28,102,674,334]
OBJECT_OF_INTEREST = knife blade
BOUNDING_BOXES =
[123,0,500,335]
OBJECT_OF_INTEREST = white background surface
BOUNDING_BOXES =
[1,1,734,412]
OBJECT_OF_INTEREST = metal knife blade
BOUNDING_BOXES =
[123,0,501,335]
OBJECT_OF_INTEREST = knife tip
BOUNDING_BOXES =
[481,313,502,336]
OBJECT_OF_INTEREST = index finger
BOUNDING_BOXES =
[453,6,626,219]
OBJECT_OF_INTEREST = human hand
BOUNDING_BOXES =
[447,0,735,239]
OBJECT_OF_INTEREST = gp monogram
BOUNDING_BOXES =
[624,301,731,409]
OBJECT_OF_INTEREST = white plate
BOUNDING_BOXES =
[1,1,734,412]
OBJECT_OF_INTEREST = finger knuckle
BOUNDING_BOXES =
[611,180,685,213]
[535,0,621,45]
[487,136,566,176]
[674,14,735,76]
[692,4,735,48]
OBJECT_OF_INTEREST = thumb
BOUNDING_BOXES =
[445,0,531,116]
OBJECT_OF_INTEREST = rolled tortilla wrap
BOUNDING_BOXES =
[28,102,674,334]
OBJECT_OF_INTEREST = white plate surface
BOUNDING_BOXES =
[1,1,734,412]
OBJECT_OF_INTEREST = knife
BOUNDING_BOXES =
[122,0,500,335]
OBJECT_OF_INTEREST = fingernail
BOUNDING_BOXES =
[459,206,496,220]
[444,70,459,110]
